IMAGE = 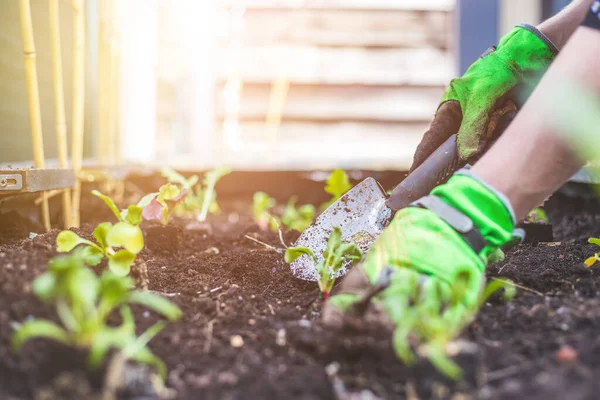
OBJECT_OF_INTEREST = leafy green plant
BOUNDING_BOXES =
[12,250,182,378]
[285,226,362,298]
[56,190,147,276]
[584,237,600,267]
[161,166,230,221]
[141,183,188,225]
[321,169,352,211]
[281,196,315,232]
[252,191,276,231]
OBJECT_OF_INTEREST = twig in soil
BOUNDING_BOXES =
[267,212,289,248]
[148,290,180,297]
[268,303,275,315]
[204,319,216,353]
[491,277,544,297]
[486,363,531,382]
[209,286,223,294]
[244,235,285,254]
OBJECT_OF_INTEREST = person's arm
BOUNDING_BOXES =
[472,25,600,220]
[537,0,594,48]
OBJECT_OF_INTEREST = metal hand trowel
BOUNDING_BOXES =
[290,134,464,281]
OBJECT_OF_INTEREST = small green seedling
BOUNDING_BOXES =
[12,250,182,379]
[252,191,276,231]
[585,237,600,267]
[56,190,147,276]
[526,207,549,223]
[281,196,315,232]
[285,226,362,299]
[160,166,230,221]
[321,169,351,211]
[198,166,231,222]
[141,183,188,225]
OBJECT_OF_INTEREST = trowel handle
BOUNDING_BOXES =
[386,134,462,211]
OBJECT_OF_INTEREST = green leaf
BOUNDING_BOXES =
[426,343,463,381]
[12,320,70,351]
[93,222,113,249]
[322,169,351,209]
[588,238,600,247]
[584,256,598,268]
[108,250,136,276]
[129,339,167,380]
[67,267,100,314]
[98,272,135,315]
[328,293,360,312]
[123,205,143,226]
[56,230,94,253]
[82,246,105,267]
[161,167,189,188]
[92,190,123,222]
[284,246,316,264]
[106,223,144,254]
[32,273,56,302]
[128,291,183,322]
[324,227,343,259]
[137,192,159,208]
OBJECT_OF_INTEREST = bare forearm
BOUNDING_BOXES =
[472,26,600,220]
[537,0,594,48]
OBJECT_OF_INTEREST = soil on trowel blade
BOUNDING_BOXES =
[2,189,600,399]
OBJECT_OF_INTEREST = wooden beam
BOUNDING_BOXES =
[220,0,454,12]
[216,84,444,123]
[216,47,453,86]
[221,10,450,49]
[0,168,75,196]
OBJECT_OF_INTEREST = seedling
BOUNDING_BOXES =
[160,166,230,221]
[321,169,351,211]
[281,196,315,232]
[56,190,146,276]
[285,226,362,299]
[12,250,182,379]
[141,183,188,225]
[252,191,276,231]
[526,207,549,223]
[584,237,600,267]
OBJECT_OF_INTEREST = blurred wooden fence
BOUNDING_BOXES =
[156,0,455,170]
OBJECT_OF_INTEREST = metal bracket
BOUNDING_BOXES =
[0,174,23,191]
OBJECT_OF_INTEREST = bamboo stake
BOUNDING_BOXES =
[71,0,86,227]
[19,0,51,231]
[49,0,72,228]
[106,0,118,165]
[97,0,110,165]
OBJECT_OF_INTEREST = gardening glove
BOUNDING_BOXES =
[323,169,521,372]
[410,24,558,172]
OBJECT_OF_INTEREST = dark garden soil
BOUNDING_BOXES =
[3,181,600,399]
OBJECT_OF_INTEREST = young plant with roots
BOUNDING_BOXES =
[285,226,363,299]
[12,250,182,379]
[332,267,516,380]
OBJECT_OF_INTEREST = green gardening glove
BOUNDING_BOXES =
[323,170,519,378]
[410,24,558,172]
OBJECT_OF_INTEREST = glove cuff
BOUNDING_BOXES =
[430,170,519,259]
[516,24,559,56]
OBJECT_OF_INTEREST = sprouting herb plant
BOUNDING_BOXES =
[584,237,600,267]
[11,250,182,379]
[197,166,231,222]
[56,191,146,276]
[141,183,188,226]
[252,191,276,231]
[285,226,362,299]
[281,196,315,232]
[321,169,351,211]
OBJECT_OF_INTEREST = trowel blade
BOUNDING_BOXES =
[290,177,393,281]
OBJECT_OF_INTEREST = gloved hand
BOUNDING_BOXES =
[323,170,520,378]
[411,24,558,172]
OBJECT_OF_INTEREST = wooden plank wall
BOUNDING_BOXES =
[213,1,454,170]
